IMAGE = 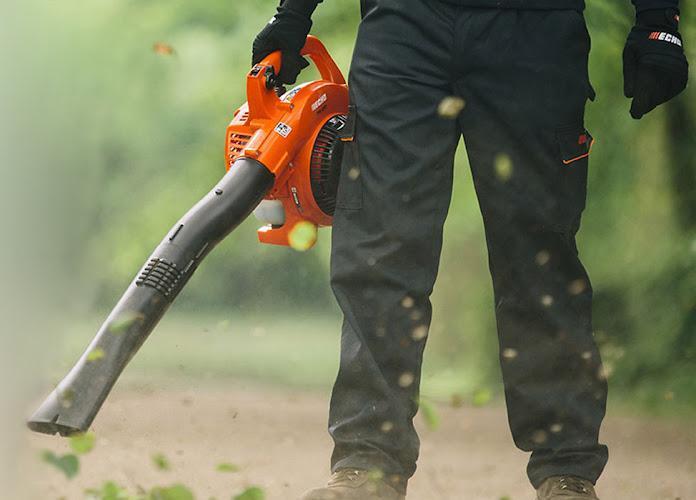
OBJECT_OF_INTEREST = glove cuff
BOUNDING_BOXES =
[281,0,321,18]
[636,8,680,30]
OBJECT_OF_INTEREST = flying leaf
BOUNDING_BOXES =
[86,348,106,362]
[437,96,466,119]
[494,153,513,182]
[108,311,144,335]
[472,388,492,407]
[41,450,79,479]
[153,42,176,56]
[288,221,318,252]
[418,398,440,431]
[59,388,76,409]
[69,431,96,454]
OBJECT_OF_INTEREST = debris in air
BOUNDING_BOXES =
[438,96,466,119]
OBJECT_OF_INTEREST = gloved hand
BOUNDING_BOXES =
[623,8,689,119]
[252,1,318,85]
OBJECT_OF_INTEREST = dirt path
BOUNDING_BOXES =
[18,383,696,499]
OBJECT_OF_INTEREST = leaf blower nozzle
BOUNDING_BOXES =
[28,36,349,435]
[28,159,274,435]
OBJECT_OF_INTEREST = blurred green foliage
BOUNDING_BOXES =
[70,432,97,455]
[25,0,696,412]
[41,450,80,479]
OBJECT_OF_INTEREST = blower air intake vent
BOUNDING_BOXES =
[229,133,252,161]
[310,115,348,216]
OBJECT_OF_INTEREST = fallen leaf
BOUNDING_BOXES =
[216,462,240,473]
[152,453,171,471]
[234,486,265,500]
[148,484,194,500]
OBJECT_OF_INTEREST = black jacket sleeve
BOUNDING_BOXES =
[282,0,323,17]
[632,0,679,12]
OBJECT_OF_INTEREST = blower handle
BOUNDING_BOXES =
[248,37,345,119]
[300,35,346,85]
[259,36,345,87]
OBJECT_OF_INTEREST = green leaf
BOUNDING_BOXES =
[367,469,385,482]
[59,388,76,409]
[288,221,318,252]
[86,347,106,362]
[216,462,240,473]
[418,398,440,430]
[233,486,265,500]
[152,453,171,471]
[148,485,194,500]
[85,481,130,500]
[41,450,79,479]
[108,311,144,335]
[472,388,492,407]
[69,431,96,454]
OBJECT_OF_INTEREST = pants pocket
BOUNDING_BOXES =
[555,124,593,226]
[335,105,364,211]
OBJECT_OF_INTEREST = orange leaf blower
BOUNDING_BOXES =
[28,36,349,436]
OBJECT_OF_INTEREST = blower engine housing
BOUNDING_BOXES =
[225,55,350,248]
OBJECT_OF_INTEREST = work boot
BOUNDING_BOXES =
[536,476,600,499]
[300,469,406,500]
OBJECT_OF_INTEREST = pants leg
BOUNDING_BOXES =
[454,9,609,487]
[328,0,460,489]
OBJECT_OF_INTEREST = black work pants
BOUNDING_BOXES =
[329,0,608,492]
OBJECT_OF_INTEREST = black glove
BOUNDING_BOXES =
[623,8,689,119]
[252,1,320,85]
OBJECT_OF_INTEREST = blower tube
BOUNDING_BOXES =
[28,158,275,436]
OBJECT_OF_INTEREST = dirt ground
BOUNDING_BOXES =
[18,382,696,500]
